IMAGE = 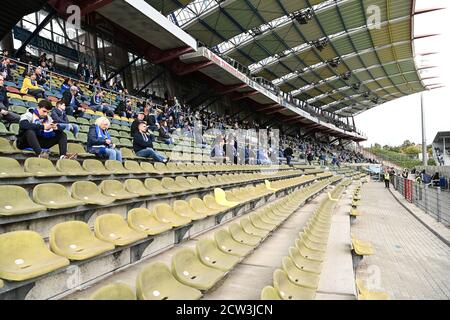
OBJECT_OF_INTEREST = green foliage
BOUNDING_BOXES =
[368,147,422,169]
[428,158,437,166]
[402,145,421,155]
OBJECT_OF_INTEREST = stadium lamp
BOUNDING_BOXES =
[351,82,361,91]
[327,58,341,68]
[311,37,329,51]
[340,71,352,80]
[290,8,313,24]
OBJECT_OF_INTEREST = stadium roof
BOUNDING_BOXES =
[166,0,426,117]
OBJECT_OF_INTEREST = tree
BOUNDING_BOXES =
[403,145,421,155]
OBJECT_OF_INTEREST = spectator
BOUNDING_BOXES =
[16,100,75,159]
[306,152,314,165]
[76,63,85,81]
[90,91,109,113]
[131,112,145,137]
[47,58,54,72]
[84,64,91,83]
[38,53,47,65]
[60,78,72,95]
[62,86,85,117]
[0,58,13,81]
[157,120,173,144]
[283,145,293,165]
[133,121,168,163]
[34,66,47,85]
[51,100,79,138]
[87,116,122,161]
[0,75,20,123]
[20,73,45,99]
[211,135,225,162]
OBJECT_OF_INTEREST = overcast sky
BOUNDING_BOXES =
[355,0,450,147]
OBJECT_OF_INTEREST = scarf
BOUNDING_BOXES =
[91,125,112,154]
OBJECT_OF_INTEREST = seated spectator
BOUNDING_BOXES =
[62,85,85,117]
[257,148,272,165]
[131,112,145,137]
[51,100,79,138]
[133,121,168,163]
[90,91,110,114]
[60,78,72,95]
[16,100,75,159]
[157,120,173,144]
[20,73,45,99]
[114,98,126,117]
[34,66,47,85]
[0,75,20,123]
[87,116,122,161]
[0,58,13,81]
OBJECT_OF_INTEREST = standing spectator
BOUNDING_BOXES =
[20,73,45,99]
[51,100,79,138]
[16,100,75,159]
[283,145,293,166]
[62,86,85,117]
[87,117,122,161]
[38,53,47,65]
[0,75,20,123]
[76,63,85,81]
[383,169,390,189]
[84,64,91,83]
[133,121,168,163]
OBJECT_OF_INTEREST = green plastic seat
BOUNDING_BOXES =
[105,160,130,175]
[140,162,157,174]
[0,157,32,178]
[273,269,316,300]
[33,183,85,209]
[196,238,240,272]
[214,229,253,257]
[71,181,115,205]
[124,160,145,173]
[171,248,225,291]
[67,143,93,158]
[144,178,169,194]
[161,177,185,192]
[260,286,282,300]
[24,158,64,177]
[0,185,46,216]
[90,283,136,300]
[124,179,152,196]
[282,256,320,289]
[289,247,322,274]
[240,217,270,238]
[56,159,89,176]
[0,138,20,154]
[127,207,172,235]
[99,180,138,200]
[153,203,191,227]
[94,213,147,246]
[136,262,202,300]
[173,200,206,221]
[82,159,110,175]
[0,122,10,135]
[0,231,70,281]
[228,223,261,246]
[50,221,115,260]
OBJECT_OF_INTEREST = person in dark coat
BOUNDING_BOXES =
[133,121,167,163]
[62,86,85,117]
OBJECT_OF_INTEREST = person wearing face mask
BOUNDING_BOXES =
[133,121,168,163]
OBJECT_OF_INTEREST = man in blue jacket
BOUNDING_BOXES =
[51,100,79,138]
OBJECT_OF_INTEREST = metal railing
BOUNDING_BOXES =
[392,175,450,227]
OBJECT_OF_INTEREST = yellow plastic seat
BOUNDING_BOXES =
[295,239,325,262]
[144,178,169,194]
[124,161,145,174]
[214,188,239,207]
[189,198,211,216]
[171,248,225,291]
[136,262,202,300]
[273,269,316,300]
[195,238,240,272]
[249,213,276,231]
[0,157,32,178]
[33,183,85,209]
[0,185,46,216]
[299,232,327,252]
[240,217,269,238]
[82,159,110,175]
[161,177,186,192]
[282,256,320,289]
[228,223,261,246]
[105,160,130,175]
[356,279,390,300]
[203,195,229,214]
[56,159,89,176]
[24,158,64,177]
[0,231,70,281]
[140,162,157,174]
[99,180,138,200]
[214,229,253,257]
[350,208,361,217]
[351,237,374,256]
[94,213,147,246]
[175,176,194,190]
[0,279,3,288]
[124,179,152,196]
[166,162,182,173]
[261,286,282,300]
[127,207,172,235]
[153,203,191,227]
[264,180,279,191]
[71,181,115,205]
[186,176,204,188]
[289,247,322,274]
[197,175,211,187]
[153,162,169,174]
[173,200,207,220]
[90,283,136,300]
[50,221,115,260]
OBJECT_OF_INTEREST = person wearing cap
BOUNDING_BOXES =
[62,85,85,117]
[133,121,168,163]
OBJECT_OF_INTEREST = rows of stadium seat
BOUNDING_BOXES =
[0,174,323,286]
[87,178,338,300]
[260,179,348,300]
